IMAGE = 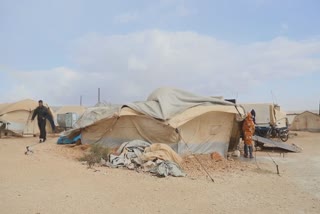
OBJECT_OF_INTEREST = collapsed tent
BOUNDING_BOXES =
[63,88,245,156]
[0,99,55,137]
[107,140,186,177]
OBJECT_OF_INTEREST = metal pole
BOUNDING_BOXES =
[80,95,82,106]
[98,88,101,103]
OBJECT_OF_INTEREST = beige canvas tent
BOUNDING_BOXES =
[241,103,288,127]
[0,99,55,137]
[65,88,245,156]
[290,111,320,132]
[55,106,86,116]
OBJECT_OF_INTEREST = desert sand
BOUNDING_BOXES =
[0,132,319,214]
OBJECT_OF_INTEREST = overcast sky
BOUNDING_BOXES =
[1,0,320,110]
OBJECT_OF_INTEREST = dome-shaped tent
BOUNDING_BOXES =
[0,99,55,137]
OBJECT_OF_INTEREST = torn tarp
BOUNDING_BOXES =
[57,134,81,145]
[149,160,186,177]
[108,140,151,168]
[107,140,186,177]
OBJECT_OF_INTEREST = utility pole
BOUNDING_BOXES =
[80,95,82,106]
[98,88,101,104]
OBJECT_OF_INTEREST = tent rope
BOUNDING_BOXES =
[254,146,260,169]
[176,128,215,183]
[267,152,280,176]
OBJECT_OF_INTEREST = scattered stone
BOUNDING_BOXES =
[81,161,87,165]
[210,152,223,162]
[232,150,240,157]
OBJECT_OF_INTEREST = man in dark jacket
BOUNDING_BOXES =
[31,100,49,142]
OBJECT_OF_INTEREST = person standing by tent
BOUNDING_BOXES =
[250,109,256,124]
[31,100,49,142]
[242,112,255,158]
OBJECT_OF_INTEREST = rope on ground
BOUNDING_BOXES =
[267,152,280,176]
[176,128,215,183]
[254,146,261,169]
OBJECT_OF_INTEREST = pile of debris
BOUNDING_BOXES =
[74,140,254,179]
[103,140,186,177]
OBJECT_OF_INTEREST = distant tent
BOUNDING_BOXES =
[241,103,287,128]
[290,111,320,132]
[0,99,55,137]
[64,88,245,156]
[286,114,298,126]
[55,106,86,116]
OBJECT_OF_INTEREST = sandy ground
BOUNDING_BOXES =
[0,132,319,214]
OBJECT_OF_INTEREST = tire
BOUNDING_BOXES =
[280,133,289,142]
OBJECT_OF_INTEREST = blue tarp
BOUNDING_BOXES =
[57,134,81,145]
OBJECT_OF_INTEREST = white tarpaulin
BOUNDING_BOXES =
[126,88,238,120]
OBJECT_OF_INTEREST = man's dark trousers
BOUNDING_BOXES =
[38,119,46,140]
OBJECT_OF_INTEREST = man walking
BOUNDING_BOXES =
[242,112,255,158]
[31,100,49,142]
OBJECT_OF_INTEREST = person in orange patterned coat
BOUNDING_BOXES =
[242,112,255,158]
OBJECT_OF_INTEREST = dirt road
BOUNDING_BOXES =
[0,132,319,214]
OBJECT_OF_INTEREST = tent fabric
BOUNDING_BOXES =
[78,112,237,156]
[73,106,120,129]
[57,134,81,144]
[141,143,183,165]
[0,103,9,113]
[108,140,152,168]
[168,105,240,128]
[0,99,37,115]
[126,87,237,120]
[176,111,235,154]
[149,161,186,177]
[81,116,180,147]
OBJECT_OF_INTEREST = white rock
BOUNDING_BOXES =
[232,150,240,157]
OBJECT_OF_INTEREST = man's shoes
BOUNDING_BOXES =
[244,154,248,158]
[250,155,254,159]
[39,138,46,143]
